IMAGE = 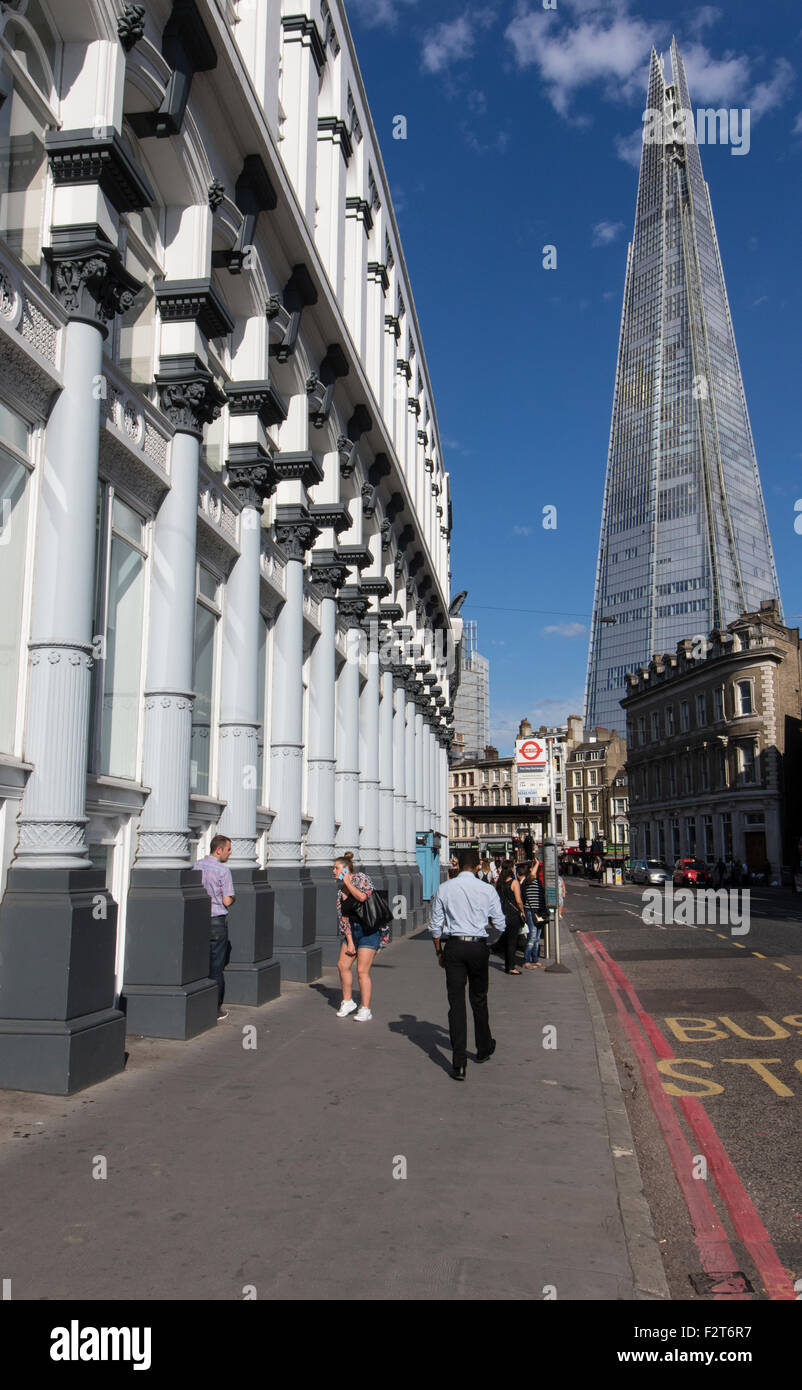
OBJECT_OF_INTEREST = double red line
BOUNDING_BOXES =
[580,931,794,1300]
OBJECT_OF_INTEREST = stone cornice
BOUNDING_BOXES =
[384,314,400,340]
[45,129,154,214]
[360,576,391,598]
[155,354,226,439]
[283,15,328,74]
[226,379,287,428]
[367,262,389,293]
[338,545,372,572]
[309,502,351,535]
[380,602,404,622]
[224,442,276,508]
[272,451,324,488]
[273,505,320,561]
[346,196,373,233]
[154,278,234,340]
[317,116,353,165]
[43,224,143,332]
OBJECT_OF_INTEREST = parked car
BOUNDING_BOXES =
[630,858,672,885]
[673,858,711,887]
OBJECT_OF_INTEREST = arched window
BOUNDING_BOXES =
[0,2,60,267]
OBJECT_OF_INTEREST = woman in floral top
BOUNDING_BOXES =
[334,852,384,1022]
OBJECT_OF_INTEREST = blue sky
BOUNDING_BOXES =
[344,0,802,754]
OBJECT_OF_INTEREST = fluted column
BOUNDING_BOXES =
[415,703,426,833]
[379,663,396,874]
[307,554,348,963]
[335,587,369,854]
[216,454,280,1005]
[0,230,141,1093]
[124,357,226,1039]
[391,661,413,912]
[359,615,382,879]
[404,681,421,922]
[268,507,321,982]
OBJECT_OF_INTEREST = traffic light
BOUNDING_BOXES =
[578,836,587,853]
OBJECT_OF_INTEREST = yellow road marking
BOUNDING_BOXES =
[752,952,766,958]
[734,943,746,949]
[716,933,727,940]
[774,963,791,972]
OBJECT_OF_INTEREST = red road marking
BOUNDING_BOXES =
[580,932,748,1299]
[581,932,795,1301]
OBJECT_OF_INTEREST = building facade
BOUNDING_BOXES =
[449,746,514,856]
[565,728,628,852]
[623,603,802,878]
[585,39,782,735]
[0,0,456,1094]
[452,619,489,761]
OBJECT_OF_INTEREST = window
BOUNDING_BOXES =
[682,758,691,794]
[696,693,706,726]
[686,817,696,856]
[713,687,724,721]
[587,769,598,786]
[699,749,709,791]
[638,716,646,745]
[667,761,676,796]
[0,401,32,753]
[573,793,582,813]
[704,815,714,859]
[589,792,599,812]
[191,565,222,795]
[736,680,753,716]
[671,819,680,858]
[738,741,757,785]
[644,823,652,856]
[651,711,660,741]
[91,490,148,780]
[665,705,675,735]
[720,812,733,860]
[680,700,690,732]
[0,5,59,268]
[572,770,582,787]
[653,764,662,798]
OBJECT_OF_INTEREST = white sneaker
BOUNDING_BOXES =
[336,999,358,1018]
[353,1006,373,1022]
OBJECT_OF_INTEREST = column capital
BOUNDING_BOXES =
[155,354,226,438]
[337,586,370,628]
[225,442,276,508]
[273,505,320,561]
[43,224,143,332]
[310,549,349,599]
[154,277,234,339]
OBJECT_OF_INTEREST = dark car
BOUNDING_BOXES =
[630,858,672,885]
[673,858,711,887]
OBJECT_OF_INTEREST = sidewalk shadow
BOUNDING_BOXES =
[309,983,342,1012]
[388,1012,453,1075]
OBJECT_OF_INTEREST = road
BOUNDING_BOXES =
[565,876,802,1300]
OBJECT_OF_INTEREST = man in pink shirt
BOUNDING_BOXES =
[195,835,236,1021]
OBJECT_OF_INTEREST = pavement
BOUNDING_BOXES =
[0,913,667,1302]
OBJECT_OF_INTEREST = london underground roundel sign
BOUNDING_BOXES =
[516,738,545,766]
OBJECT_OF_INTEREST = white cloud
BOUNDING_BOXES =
[512,524,533,536]
[542,622,588,637]
[422,10,496,75]
[748,58,794,119]
[345,0,418,29]
[592,219,624,246]
[679,43,750,106]
[505,6,656,116]
[687,5,722,39]
[615,127,644,168]
[793,112,802,137]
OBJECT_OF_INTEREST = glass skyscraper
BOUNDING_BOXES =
[585,40,782,735]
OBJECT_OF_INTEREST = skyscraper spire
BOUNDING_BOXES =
[584,42,781,735]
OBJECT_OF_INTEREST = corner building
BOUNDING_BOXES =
[0,0,456,1094]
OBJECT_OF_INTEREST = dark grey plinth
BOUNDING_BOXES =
[309,867,340,966]
[224,868,281,1006]
[0,868,126,1095]
[122,868,218,1039]
[270,867,321,982]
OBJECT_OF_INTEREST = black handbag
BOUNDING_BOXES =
[343,886,393,933]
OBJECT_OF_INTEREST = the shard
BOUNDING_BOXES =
[584,39,782,735]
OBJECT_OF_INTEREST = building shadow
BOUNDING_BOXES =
[309,982,342,1011]
[388,1012,453,1075]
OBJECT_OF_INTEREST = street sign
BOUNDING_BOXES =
[515,737,546,768]
[517,766,549,797]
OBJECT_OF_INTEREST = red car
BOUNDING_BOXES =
[673,858,711,887]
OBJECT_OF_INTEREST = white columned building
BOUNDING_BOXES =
[0,0,458,1094]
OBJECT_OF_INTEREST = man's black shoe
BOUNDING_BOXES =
[476,1040,496,1063]
[452,1063,467,1080]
